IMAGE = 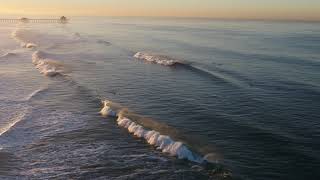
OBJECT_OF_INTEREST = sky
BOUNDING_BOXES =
[0,0,319,21]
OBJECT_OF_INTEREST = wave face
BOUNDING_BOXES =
[100,100,204,163]
[0,52,16,58]
[32,51,69,77]
[134,52,183,66]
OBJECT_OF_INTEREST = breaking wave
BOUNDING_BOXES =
[100,100,208,163]
[134,52,185,66]
[32,51,70,77]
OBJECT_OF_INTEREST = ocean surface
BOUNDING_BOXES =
[0,17,319,180]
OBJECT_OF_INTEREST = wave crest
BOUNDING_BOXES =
[22,43,37,49]
[32,51,69,77]
[100,100,117,117]
[134,52,183,66]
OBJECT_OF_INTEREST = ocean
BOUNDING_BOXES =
[0,17,319,180]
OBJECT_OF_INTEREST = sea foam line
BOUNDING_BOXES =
[100,100,204,163]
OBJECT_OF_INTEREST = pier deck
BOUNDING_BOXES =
[0,17,68,23]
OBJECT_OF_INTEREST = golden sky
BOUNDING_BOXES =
[0,0,319,21]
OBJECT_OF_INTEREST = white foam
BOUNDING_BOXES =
[100,100,117,117]
[32,51,68,77]
[100,100,203,163]
[134,52,181,66]
[117,116,203,163]
[23,43,37,49]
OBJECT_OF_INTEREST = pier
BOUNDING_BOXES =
[0,16,69,23]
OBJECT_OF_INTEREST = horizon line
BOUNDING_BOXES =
[1,14,319,23]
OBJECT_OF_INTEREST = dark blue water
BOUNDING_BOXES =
[0,17,319,180]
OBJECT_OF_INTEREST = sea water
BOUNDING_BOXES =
[0,17,319,180]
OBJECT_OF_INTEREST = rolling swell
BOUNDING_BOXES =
[133,52,245,87]
[133,51,320,92]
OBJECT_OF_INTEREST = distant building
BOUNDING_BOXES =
[60,16,68,23]
[20,17,29,23]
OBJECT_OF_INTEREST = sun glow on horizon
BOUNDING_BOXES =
[0,0,320,21]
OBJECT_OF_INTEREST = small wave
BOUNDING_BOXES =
[0,52,16,58]
[24,87,48,101]
[134,52,184,66]
[32,51,70,77]
[96,40,111,46]
[11,29,38,49]
[100,100,204,163]
[0,109,29,136]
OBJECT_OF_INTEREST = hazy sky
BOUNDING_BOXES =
[0,0,319,21]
